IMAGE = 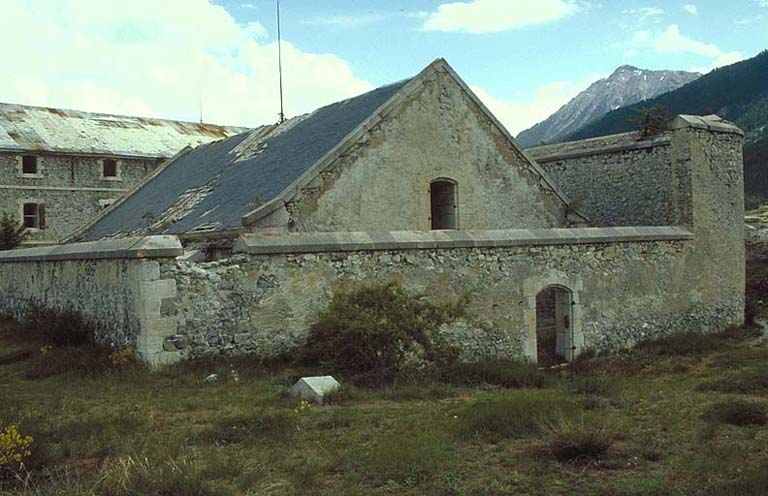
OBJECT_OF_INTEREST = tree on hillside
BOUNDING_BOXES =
[0,213,25,250]
[628,104,674,140]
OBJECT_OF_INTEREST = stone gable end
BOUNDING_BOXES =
[281,69,570,233]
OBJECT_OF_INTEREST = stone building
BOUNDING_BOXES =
[0,103,247,245]
[0,59,745,366]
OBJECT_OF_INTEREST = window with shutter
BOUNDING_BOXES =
[22,203,42,229]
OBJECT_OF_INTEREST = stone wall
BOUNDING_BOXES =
[156,227,741,362]
[0,152,163,244]
[0,236,183,365]
[527,134,687,227]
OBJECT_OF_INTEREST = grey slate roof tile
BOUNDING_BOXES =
[81,79,410,240]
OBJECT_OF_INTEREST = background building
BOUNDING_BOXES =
[0,103,248,245]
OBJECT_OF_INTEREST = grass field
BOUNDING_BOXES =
[0,258,767,495]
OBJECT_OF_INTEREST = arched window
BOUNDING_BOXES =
[430,179,458,230]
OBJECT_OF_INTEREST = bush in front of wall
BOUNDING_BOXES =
[301,281,466,386]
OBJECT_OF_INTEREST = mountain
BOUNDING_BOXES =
[564,50,768,208]
[516,66,701,147]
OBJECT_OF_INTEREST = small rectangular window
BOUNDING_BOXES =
[102,159,118,178]
[22,203,45,229]
[22,155,38,175]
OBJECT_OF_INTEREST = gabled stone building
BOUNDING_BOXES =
[0,103,247,245]
[0,60,745,366]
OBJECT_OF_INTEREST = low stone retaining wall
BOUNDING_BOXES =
[160,227,741,362]
[0,236,183,366]
[0,227,744,365]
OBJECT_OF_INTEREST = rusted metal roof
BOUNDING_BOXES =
[0,103,250,158]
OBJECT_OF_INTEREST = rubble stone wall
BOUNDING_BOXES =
[527,135,689,227]
[0,236,183,366]
[159,227,741,363]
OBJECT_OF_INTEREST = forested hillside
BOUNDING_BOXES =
[565,51,768,208]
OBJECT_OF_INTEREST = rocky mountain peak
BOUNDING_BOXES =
[516,66,701,147]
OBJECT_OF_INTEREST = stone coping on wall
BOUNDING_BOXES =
[233,227,693,255]
[671,115,744,136]
[0,235,183,263]
[527,115,742,164]
[527,135,671,164]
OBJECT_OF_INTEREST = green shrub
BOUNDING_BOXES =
[453,391,575,442]
[635,332,726,356]
[25,344,127,379]
[301,281,465,385]
[630,104,674,140]
[0,213,25,251]
[348,428,456,487]
[0,349,33,366]
[540,414,614,463]
[701,400,768,426]
[435,358,551,389]
[25,307,95,347]
[566,375,618,397]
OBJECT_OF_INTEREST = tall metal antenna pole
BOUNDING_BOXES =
[277,0,286,123]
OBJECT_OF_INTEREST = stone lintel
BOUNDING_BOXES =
[0,235,183,263]
[233,227,693,255]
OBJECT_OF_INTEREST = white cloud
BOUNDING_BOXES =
[470,74,605,135]
[655,25,743,72]
[422,0,579,34]
[655,24,721,56]
[245,21,268,39]
[621,7,664,22]
[682,4,698,15]
[689,52,744,74]
[618,24,743,74]
[301,13,388,28]
[0,0,373,127]
[735,14,766,24]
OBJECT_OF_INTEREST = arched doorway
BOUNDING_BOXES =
[535,285,574,366]
[429,179,458,230]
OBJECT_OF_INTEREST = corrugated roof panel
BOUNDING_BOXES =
[0,103,250,158]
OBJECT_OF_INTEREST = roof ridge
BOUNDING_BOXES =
[0,101,251,130]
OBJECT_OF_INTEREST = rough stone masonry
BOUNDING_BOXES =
[0,60,747,366]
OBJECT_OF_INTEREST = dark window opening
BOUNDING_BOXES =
[535,285,573,366]
[103,159,118,178]
[22,203,45,229]
[430,179,458,230]
[22,155,38,175]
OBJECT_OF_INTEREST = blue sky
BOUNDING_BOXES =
[2,0,766,134]
[228,0,766,96]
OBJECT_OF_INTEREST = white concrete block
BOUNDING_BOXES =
[289,376,340,404]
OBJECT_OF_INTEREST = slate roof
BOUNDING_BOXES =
[0,102,249,158]
[79,79,410,240]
